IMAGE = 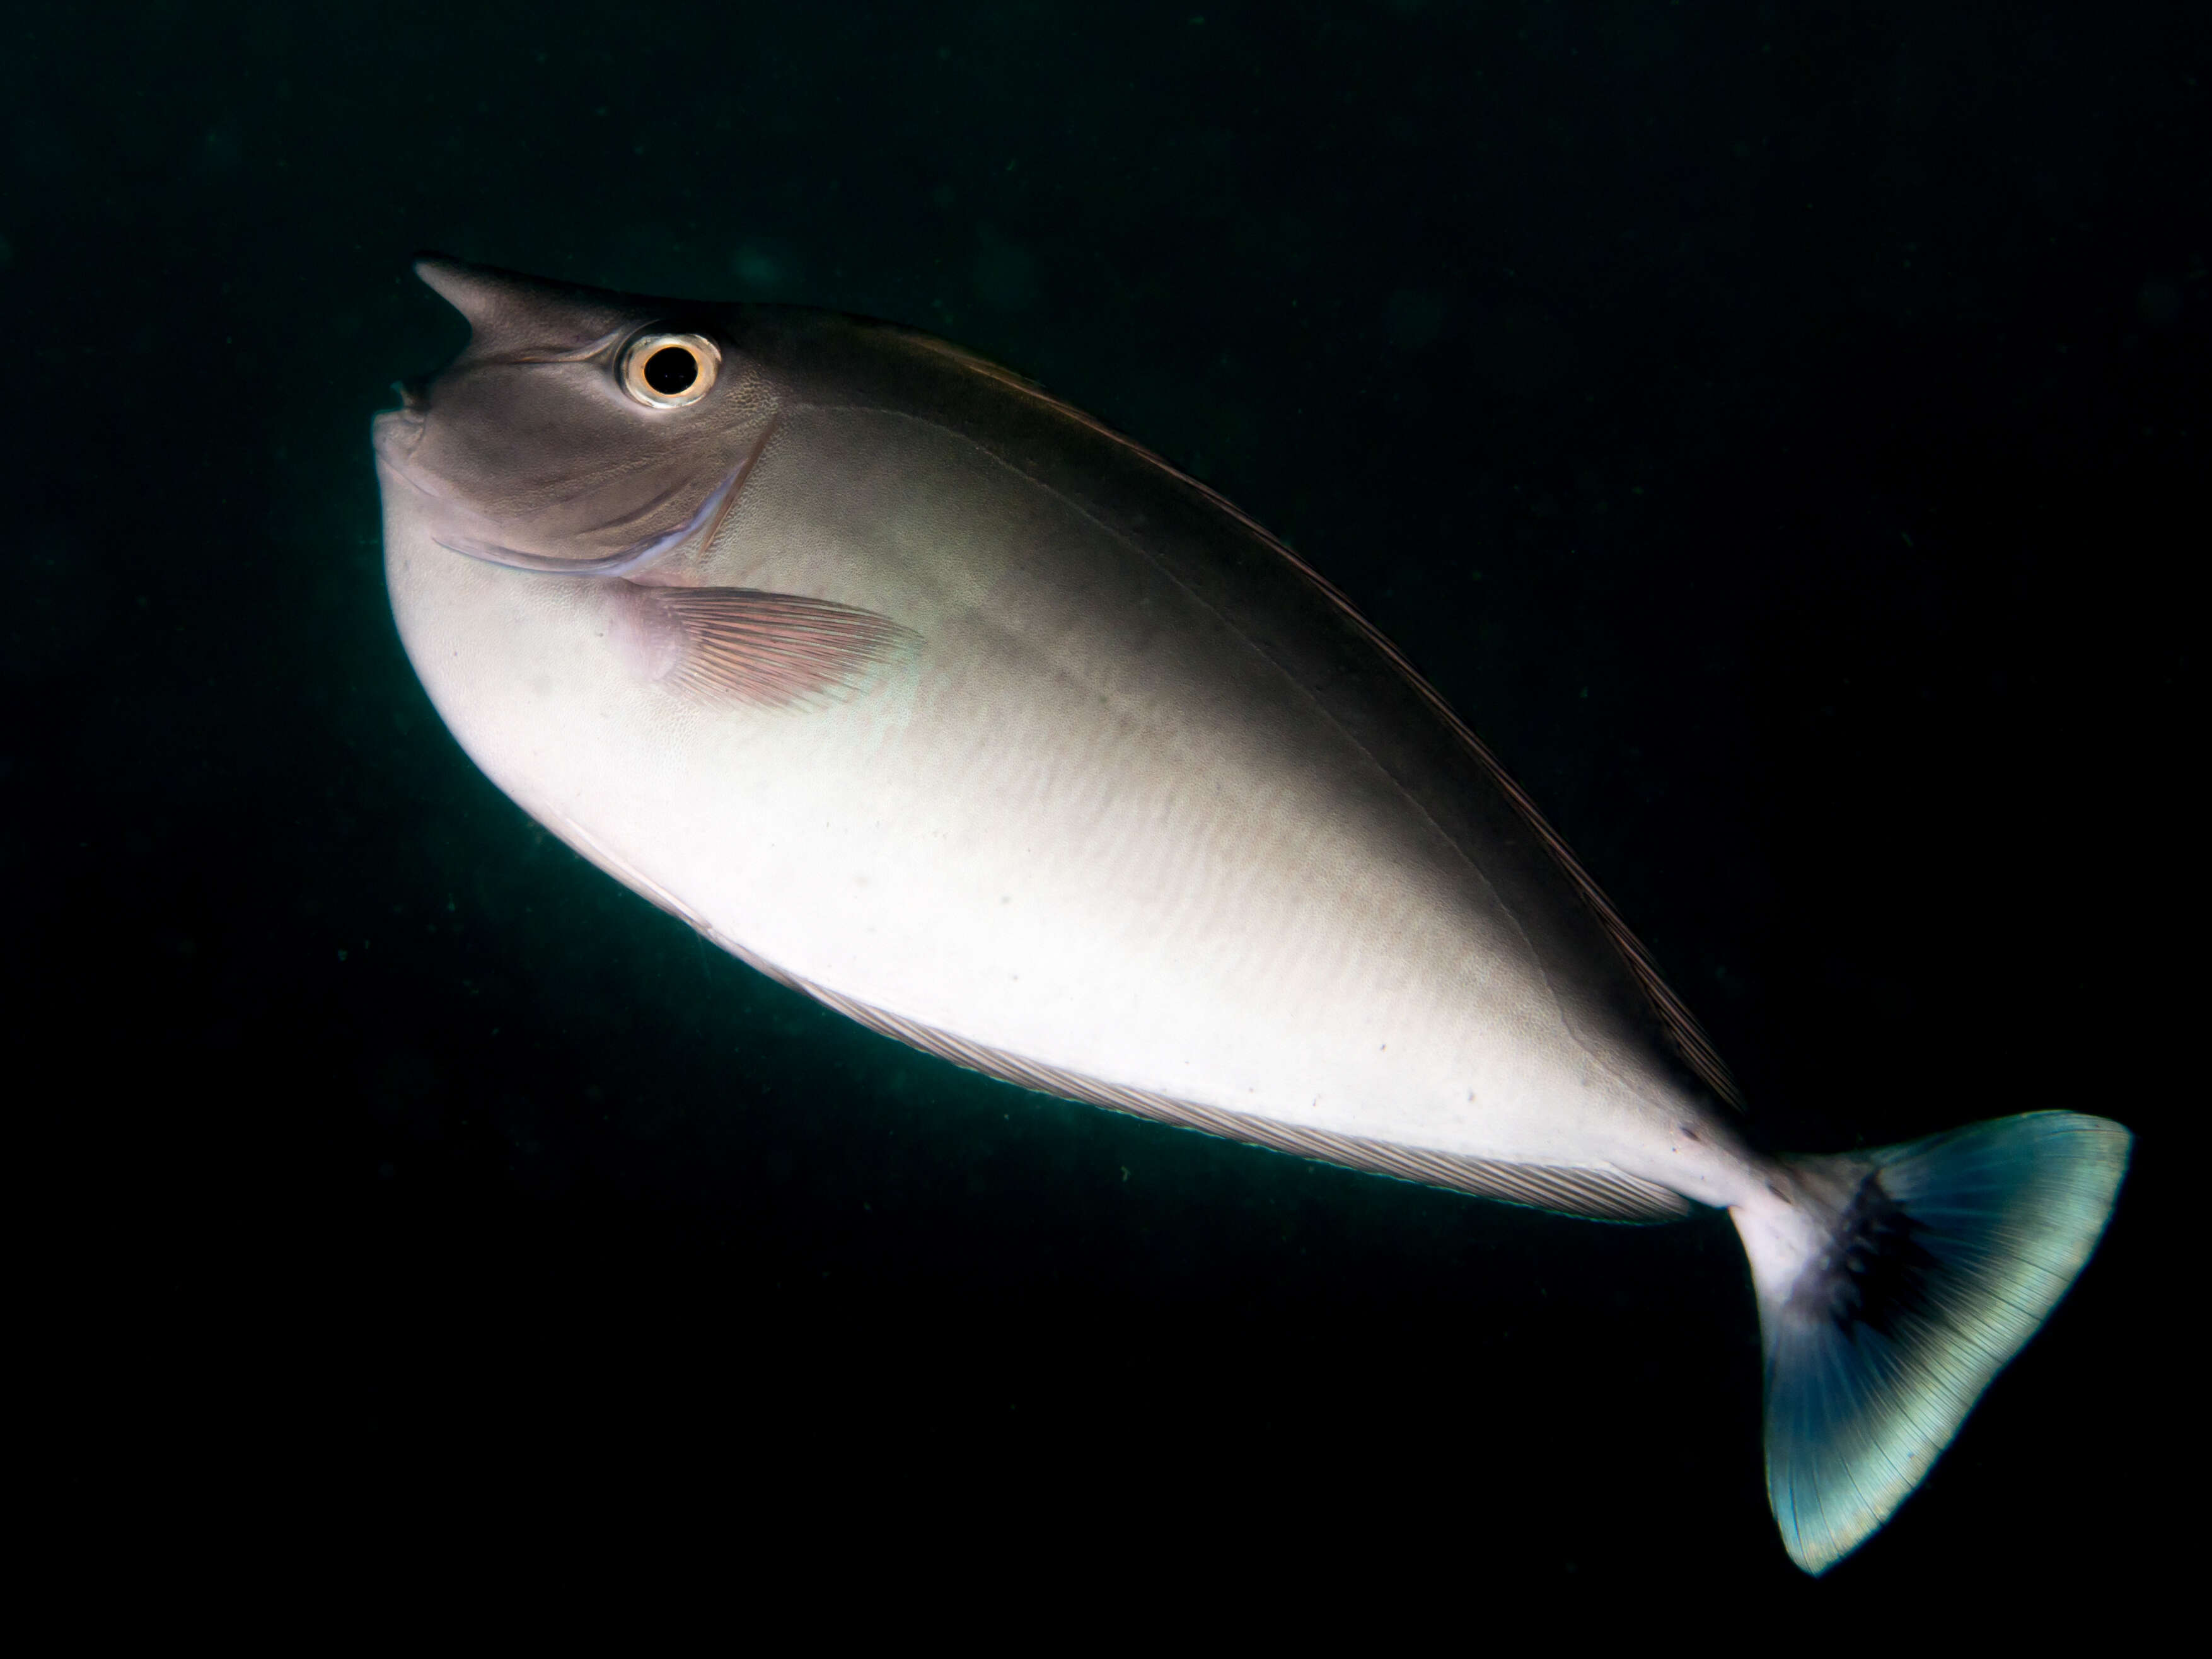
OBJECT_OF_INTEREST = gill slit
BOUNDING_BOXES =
[431,415,780,581]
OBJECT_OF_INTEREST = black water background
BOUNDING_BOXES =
[4,0,2198,1612]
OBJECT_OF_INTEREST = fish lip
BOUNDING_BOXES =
[371,405,427,468]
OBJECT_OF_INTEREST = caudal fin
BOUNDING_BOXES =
[1732,1110,2130,1575]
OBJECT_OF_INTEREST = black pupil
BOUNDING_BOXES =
[644,345,698,396]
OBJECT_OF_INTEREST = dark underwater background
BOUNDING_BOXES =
[5,0,2198,1614]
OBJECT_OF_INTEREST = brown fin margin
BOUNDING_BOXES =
[898,332,1746,1112]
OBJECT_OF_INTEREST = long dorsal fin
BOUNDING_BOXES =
[898,332,1746,1111]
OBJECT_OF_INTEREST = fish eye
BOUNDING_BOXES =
[620,332,721,409]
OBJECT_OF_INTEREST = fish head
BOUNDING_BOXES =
[374,256,778,574]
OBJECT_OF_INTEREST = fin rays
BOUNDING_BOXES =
[768,961,1691,1223]
[644,586,917,708]
[1744,1112,2129,1573]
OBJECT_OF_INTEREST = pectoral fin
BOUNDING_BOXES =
[609,584,917,710]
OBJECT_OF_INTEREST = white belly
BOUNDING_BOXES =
[383,405,1748,1208]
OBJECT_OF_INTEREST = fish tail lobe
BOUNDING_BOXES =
[1730,1110,2130,1575]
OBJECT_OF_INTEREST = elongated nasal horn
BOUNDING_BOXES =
[412,255,628,356]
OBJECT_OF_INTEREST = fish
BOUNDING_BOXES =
[373,256,2129,1574]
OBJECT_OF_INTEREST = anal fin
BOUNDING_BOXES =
[779,967,1690,1223]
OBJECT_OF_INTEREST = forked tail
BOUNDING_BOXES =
[1730,1110,2130,1574]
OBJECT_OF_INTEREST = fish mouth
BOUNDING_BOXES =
[371,404,427,468]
